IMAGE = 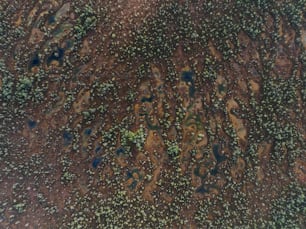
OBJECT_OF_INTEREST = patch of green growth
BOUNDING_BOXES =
[15,74,46,105]
[121,126,146,151]
[280,0,305,30]
[15,76,33,103]
[61,171,76,184]
[63,90,77,111]
[253,75,302,162]
[127,89,137,102]
[0,11,25,49]
[123,0,284,62]
[13,202,26,214]
[271,183,306,228]
[93,81,116,97]
[195,181,252,227]
[301,51,306,102]
[82,105,107,124]
[136,62,150,80]
[102,126,119,149]
[234,1,265,40]
[0,59,14,101]
[247,72,301,160]
[0,64,47,105]
[262,78,297,112]
[60,156,75,185]
[82,107,96,123]
[0,76,14,101]
[97,104,107,114]
[201,57,217,81]
[74,4,97,40]
[165,140,180,160]
[123,3,180,61]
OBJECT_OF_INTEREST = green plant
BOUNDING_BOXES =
[121,126,146,151]
[74,4,97,40]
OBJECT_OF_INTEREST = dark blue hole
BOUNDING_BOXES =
[66,40,73,49]
[213,144,226,163]
[182,71,193,83]
[47,47,65,65]
[213,144,219,155]
[29,53,40,69]
[141,96,153,103]
[210,167,218,176]
[194,166,200,177]
[189,84,195,97]
[196,185,209,194]
[84,128,92,136]
[116,147,125,156]
[128,180,137,190]
[126,171,133,179]
[63,131,73,145]
[95,146,102,153]
[48,15,56,24]
[92,157,102,168]
[218,84,226,93]
[58,48,64,58]
[28,120,37,129]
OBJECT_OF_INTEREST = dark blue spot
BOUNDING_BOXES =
[213,144,226,163]
[210,167,218,176]
[189,84,195,97]
[28,120,37,129]
[213,144,219,155]
[116,147,125,156]
[84,128,92,136]
[128,180,137,190]
[66,40,73,49]
[182,71,193,83]
[29,53,40,69]
[47,47,65,65]
[127,169,140,180]
[92,157,102,168]
[218,84,226,93]
[126,171,133,179]
[196,185,209,194]
[63,131,73,145]
[141,96,153,103]
[48,15,56,24]
[194,166,200,177]
[95,146,102,153]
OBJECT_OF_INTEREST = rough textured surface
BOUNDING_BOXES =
[0,1,305,228]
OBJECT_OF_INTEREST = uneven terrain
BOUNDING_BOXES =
[0,0,305,228]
